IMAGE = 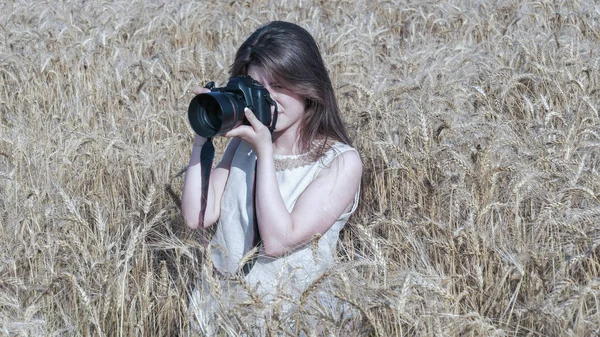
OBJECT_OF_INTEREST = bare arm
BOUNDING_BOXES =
[181,136,240,229]
[255,149,362,256]
[224,109,362,256]
[180,86,242,229]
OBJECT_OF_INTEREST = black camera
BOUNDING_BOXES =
[188,76,278,138]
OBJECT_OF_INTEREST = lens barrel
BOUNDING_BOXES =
[188,92,246,138]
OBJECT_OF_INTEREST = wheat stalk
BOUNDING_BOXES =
[2,0,600,335]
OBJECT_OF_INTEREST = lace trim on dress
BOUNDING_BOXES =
[272,140,332,171]
[273,152,315,171]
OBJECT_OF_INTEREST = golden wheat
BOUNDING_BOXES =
[1,0,600,335]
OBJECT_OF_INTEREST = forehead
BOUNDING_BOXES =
[247,65,275,85]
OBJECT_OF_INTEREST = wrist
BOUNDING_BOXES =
[255,142,274,159]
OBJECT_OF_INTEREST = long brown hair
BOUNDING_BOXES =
[229,21,352,154]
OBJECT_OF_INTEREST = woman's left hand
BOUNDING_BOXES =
[223,108,273,157]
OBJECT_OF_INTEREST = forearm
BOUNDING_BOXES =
[254,152,296,256]
[181,136,208,229]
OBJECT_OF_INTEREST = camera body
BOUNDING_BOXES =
[188,76,277,138]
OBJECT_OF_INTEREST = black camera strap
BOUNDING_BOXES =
[199,138,215,225]
[241,161,261,275]
[199,140,260,276]
[266,96,278,134]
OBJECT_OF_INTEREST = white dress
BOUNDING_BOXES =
[189,140,359,332]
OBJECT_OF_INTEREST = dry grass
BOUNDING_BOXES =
[1,0,600,335]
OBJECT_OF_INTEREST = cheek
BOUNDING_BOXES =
[296,99,306,113]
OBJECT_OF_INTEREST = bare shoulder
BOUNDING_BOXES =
[318,146,363,183]
[333,147,362,170]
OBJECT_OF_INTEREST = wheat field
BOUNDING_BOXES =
[1,0,599,336]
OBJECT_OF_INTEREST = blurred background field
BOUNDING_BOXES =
[1,0,599,335]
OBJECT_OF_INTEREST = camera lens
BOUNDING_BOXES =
[188,93,245,138]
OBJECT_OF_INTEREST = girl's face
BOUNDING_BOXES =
[247,65,305,136]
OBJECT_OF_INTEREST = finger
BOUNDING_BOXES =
[222,125,253,139]
[243,108,263,128]
[192,87,210,95]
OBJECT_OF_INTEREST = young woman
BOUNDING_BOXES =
[181,21,362,327]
